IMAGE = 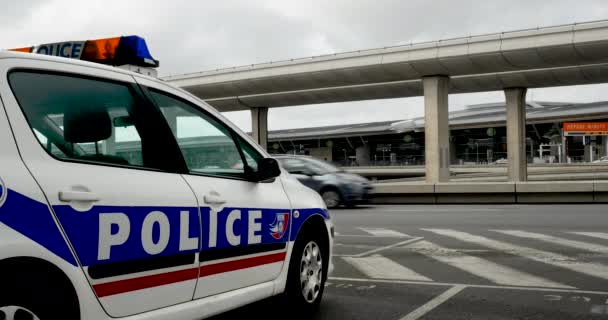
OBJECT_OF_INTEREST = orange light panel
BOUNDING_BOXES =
[81,37,121,61]
[9,47,33,53]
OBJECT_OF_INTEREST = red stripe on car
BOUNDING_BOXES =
[94,252,286,297]
[200,252,286,277]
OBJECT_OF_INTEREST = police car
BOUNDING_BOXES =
[0,36,333,320]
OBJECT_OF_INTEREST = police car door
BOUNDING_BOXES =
[134,76,293,299]
[0,60,201,317]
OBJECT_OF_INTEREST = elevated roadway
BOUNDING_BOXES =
[165,20,608,111]
[164,20,608,184]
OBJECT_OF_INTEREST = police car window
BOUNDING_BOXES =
[235,136,261,171]
[149,90,250,177]
[33,129,67,158]
[9,72,151,169]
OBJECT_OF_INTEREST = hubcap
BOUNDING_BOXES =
[0,306,41,320]
[300,241,323,303]
[322,191,340,208]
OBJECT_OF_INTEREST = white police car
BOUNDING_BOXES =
[0,36,333,320]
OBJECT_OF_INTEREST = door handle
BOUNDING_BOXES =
[204,192,226,205]
[59,190,101,203]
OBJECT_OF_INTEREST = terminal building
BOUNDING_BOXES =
[96,100,608,170]
[266,101,608,166]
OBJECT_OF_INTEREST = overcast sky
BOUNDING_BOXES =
[2,0,608,131]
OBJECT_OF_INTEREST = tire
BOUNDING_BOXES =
[0,261,80,320]
[283,228,328,318]
[321,189,341,209]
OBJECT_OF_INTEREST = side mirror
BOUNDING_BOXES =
[246,158,281,182]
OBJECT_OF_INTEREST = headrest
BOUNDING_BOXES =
[63,107,112,143]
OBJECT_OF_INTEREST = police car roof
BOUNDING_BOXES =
[0,50,160,82]
[0,50,232,121]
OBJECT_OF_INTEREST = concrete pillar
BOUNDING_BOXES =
[449,135,457,165]
[423,76,450,183]
[356,144,370,166]
[505,88,528,182]
[251,107,268,150]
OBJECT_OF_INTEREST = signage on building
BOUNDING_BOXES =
[563,122,608,136]
[376,144,392,151]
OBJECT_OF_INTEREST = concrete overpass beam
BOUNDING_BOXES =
[423,76,450,183]
[505,87,528,182]
[251,107,269,150]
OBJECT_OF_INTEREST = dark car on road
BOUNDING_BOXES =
[275,155,373,208]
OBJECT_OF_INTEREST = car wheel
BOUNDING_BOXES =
[0,291,78,320]
[283,229,327,317]
[0,306,42,320]
[0,263,79,320]
[321,190,341,209]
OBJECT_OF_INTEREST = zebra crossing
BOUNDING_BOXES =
[357,227,411,238]
[335,227,410,238]
[343,255,432,281]
[335,228,608,290]
[569,232,608,241]
[406,240,571,288]
[492,229,608,253]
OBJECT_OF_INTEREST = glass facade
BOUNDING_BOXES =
[268,121,608,167]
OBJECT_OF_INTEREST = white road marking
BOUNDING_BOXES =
[358,227,411,238]
[350,237,424,257]
[569,232,608,241]
[455,249,492,253]
[336,234,403,238]
[328,277,608,295]
[494,230,608,254]
[423,229,608,281]
[399,285,467,320]
[407,240,572,288]
[343,254,432,281]
[334,243,382,249]
[380,208,504,213]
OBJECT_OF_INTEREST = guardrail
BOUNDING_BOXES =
[345,164,608,180]
[370,181,608,204]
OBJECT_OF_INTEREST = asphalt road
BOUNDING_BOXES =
[212,204,608,320]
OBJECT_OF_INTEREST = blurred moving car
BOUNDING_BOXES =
[275,155,373,208]
[493,158,508,164]
[593,156,608,163]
